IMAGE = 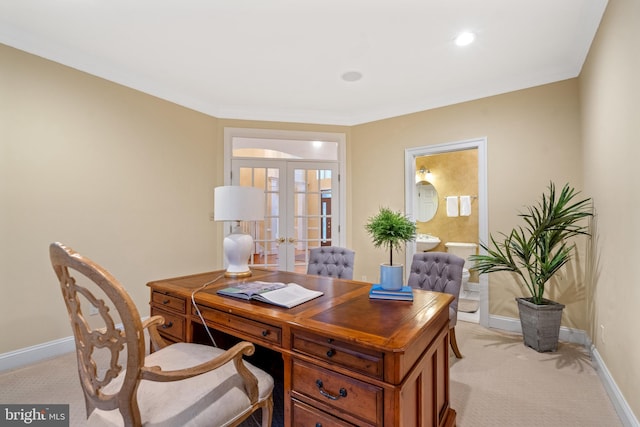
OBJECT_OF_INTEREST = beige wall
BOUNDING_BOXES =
[0,44,222,352]
[0,46,349,353]
[350,80,584,326]
[580,0,640,417]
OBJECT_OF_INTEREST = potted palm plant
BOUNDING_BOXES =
[365,207,417,290]
[470,182,592,352]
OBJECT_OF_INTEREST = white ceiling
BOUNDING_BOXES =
[0,0,608,126]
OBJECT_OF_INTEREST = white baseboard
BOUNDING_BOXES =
[465,281,480,293]
[0,336,76,373]
[0,317,145,373]
[489,314,638,426]
[591,346,640,427]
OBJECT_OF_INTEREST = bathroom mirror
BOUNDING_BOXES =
[415,182,439,222]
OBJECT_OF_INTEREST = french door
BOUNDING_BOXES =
[231,159,339,273]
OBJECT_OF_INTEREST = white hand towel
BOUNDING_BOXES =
[460,195,472,216]
[446,196,459,217]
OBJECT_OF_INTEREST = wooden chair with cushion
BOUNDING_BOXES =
[407,251,465,358]
[306,246,355,280]
[49,242,274,426]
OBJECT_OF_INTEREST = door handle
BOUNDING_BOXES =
[276,237,296,244]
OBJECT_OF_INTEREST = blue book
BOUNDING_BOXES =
[369,293,413,301]
[369,285,414,301]
[370,285,413,295]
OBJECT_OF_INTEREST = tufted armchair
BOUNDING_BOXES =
[50,242,274,426]
[407,252,465,358]
[306,246,355,280]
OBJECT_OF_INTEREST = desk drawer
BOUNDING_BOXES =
[292,359,382,425]
[292,399,357,427]
[292,331,383,379]
[151,307,185,341]
[151,291,186,314]
[199,306,282,346]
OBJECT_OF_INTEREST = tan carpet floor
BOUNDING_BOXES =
[0,321,622,426]
[450,322,621,426]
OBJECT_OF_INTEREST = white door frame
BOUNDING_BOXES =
[224,127,347,248]
[404,137,489,327]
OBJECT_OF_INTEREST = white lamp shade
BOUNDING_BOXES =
[214,186,265,222]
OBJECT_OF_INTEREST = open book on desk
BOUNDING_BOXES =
[217,281,323,308]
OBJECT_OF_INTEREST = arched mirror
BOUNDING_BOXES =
[415,181,438,222]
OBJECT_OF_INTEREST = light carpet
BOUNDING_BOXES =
[451,321,621,426]
[0,321,622,426]
[458,298,479,313]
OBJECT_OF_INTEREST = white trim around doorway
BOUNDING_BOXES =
[405,137,489,327]
[223,127,348,248]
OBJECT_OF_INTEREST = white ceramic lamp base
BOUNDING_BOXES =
[223,232,254,278]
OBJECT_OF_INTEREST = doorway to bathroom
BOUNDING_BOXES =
[405,138,488,326]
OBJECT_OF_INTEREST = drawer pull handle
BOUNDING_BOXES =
[162,299,170,305]
[326,349,335,358]
[315,379,347,400]
[316,424,322,427]
[261,330,269,337]
[161,321,173,329]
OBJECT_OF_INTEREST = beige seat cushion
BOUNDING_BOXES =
[90,342,274,426]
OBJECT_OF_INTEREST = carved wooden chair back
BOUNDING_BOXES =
[50,242,274,426]
[50,242,145,421]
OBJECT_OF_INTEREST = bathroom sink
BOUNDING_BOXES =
[416,234,441,251]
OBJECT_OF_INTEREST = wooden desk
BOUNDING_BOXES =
[147,269,456,427]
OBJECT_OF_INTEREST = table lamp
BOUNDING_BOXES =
[214,185,265,278]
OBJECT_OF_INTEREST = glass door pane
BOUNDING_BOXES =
[233,160,286,271]
[288,162,339,273]
[232,159,339,273]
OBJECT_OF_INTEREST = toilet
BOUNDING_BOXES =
[444,242,478,292]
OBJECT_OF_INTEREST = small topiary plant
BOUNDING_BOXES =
[365,207,417,265]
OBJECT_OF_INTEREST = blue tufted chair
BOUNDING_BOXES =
[407,252,465,358]
[306,246,355,280]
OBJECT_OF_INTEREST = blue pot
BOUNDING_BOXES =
[380,264,404,290]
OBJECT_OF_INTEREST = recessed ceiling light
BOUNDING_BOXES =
[455,31,476,47]
[341,71,363,82]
